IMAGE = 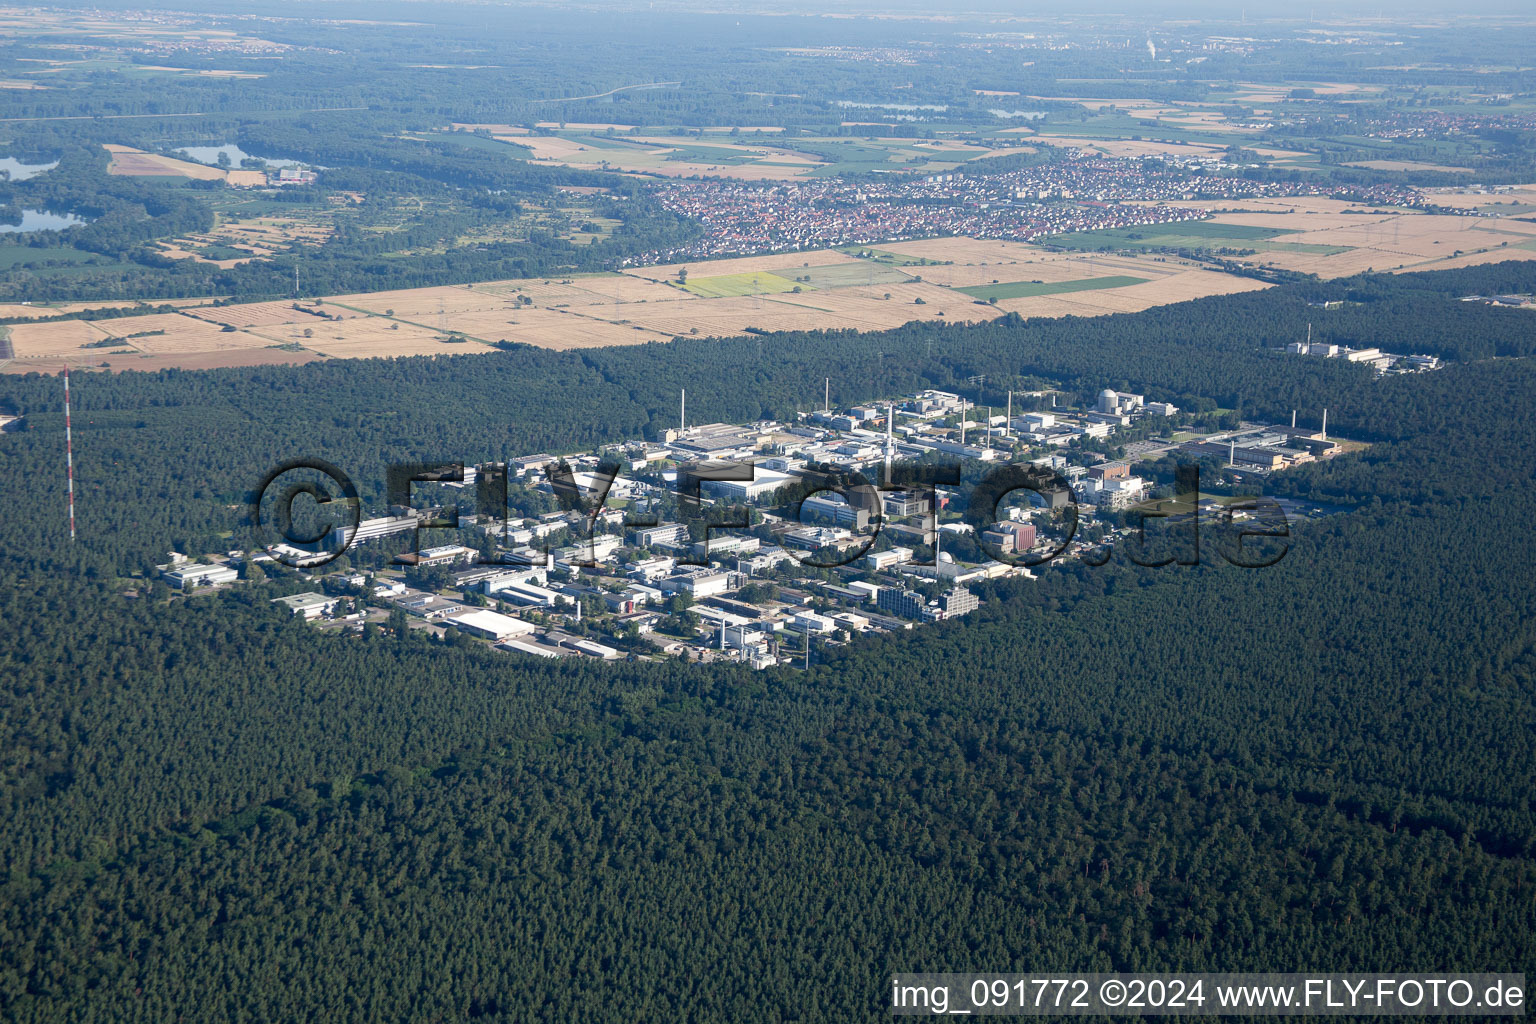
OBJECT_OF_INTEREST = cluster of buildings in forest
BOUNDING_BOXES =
[1282,335,1441,373]
[168,381,1347,668]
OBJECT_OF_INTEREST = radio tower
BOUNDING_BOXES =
[63,367,76,543]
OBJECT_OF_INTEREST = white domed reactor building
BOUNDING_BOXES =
[1097,389,1145,415]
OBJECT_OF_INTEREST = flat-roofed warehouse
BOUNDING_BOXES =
[669,423,774,458]
[443,609,535,642]
[701,465,795,501]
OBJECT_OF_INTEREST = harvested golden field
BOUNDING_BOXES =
[154,247,260,270]
[156,215,334,268]
[989,268,1268,318]
[873,236,1048,265]
[128,325,272,355]
[103,145,225,180]
[404,307,552,341]
[326,286,510,319]
[493,311,673,350]
[609,293,905,336]
[1408,248,1536,272]
[908,250,1164,289]
[495,131,830,181]
[506,136,601,161]
[91,312,215,338]
[5,312,278,367]
[628,250,864,282]
[1345,160,1475,173]
[6,348,323,375]
[222,216,333,247]
[0,299,206,320]
[769,286,1004,329]
[1115,195,1536,278]
[1419,184,1536,211]
[7,319,113,357]
[840,281,1005,318]
[185,301,326,329]
[545,274,697,304]
[300,320,488,359]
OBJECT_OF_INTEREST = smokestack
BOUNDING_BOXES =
[680,388,686,433]
[1006,391,1012,437]
[1229,440,1235,465]
[1291,410,1296,429]
[824,378,830,415]
[960,400,966,445]
[885,402,895,484]
[1321,408,1327,441]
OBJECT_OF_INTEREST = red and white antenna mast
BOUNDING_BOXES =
[63,366,76,543]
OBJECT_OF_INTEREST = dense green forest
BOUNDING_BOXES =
[0,260,1534,1019]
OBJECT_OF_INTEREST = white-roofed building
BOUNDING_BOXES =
[443,609,535,642]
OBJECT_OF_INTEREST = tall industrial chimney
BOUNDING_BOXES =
[884,403,895,484]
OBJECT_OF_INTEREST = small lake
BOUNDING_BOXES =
[0,209,90,234]
[0,157,60,181]
[175,143,310,169]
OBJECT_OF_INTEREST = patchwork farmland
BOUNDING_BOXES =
[1065,190,1536,278]
[2,240,1272,372]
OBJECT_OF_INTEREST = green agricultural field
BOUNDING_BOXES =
[1029,114,1260,149]
[0,245,131,275]
[659,144,764,166]
[957,275,1148,300]
[1141,221,1298,241]
[1045,221,1345,255]
[681,271,806,298]
[792,263,913,289]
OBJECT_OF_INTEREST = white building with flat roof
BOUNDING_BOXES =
[271,592,338,619]
[163,563,238,589]
[444,609,534,642]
